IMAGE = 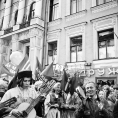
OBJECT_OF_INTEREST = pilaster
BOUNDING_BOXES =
[2,0,12,29]
[29,28,43,74]
[17,0,26,24]
[12,34,22,52]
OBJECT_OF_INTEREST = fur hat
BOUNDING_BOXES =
[18,70,32,79]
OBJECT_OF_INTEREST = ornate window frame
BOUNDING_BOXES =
[65,22,87,62]
[46,29,61,65]
[92,16,118,60]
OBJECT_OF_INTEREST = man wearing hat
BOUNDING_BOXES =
[0,70,40,118]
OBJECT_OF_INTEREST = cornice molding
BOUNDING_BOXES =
[91,1,117,13]
[47,29,62,42]
[65,10,87,22]
[48,18,62,27]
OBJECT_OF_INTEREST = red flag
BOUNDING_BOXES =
[8,69,19,90]
[36,57,43,72]
[35,57,43,80]
[16,54,30,71]
[69,73,82,95]
[41,62,54,80]
[61,69,68,91]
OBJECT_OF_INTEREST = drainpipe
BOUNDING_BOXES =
[42,0,48,69]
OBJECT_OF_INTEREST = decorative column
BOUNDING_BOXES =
[0,39,4,65]
[2,0,12,29]
[66,0,70,16]
[17,0,25,24]
[93,24,98,60]
[35,0,42,18]
[12,34,22,52]
[29,28,43,78]
[58,0,62,18]
[92,0,96,7]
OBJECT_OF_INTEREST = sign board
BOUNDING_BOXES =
[5,62,17,75]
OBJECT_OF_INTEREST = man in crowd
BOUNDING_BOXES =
[0,70,43,118]
[0,79,7,100]
[113,99,118,118]
[76,75,86,100]
[75,81,113,118]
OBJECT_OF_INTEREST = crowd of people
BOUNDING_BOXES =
[0,70,118,118]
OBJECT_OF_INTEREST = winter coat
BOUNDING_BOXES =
[113,100,118,118]
[75,97,113,118]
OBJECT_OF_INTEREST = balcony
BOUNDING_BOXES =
[20,21,30,29]
[4,27,13,35]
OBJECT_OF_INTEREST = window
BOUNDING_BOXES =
[10,49,12,55]
[96,77,116,87]
[48,42,57,64]
[28,2,36,21]
[70,36,82,62]
[49,0,59,21]
[0,17,4,30]
[96,0,114,5]
[71,0,82,14]
[98,29,115,59]
[26,46,30,57]
[4,0,6,3]
[14,10,18,25]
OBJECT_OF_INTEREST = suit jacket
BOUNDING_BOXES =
[113,100,118,118]
[76,97,113,118]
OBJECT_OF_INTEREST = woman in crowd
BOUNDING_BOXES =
[97,90,112,116]
[44,82,63,118]
[102,85,110,99]
[107,84,118,112]
[61,76,82,118]
[95,90,113,118]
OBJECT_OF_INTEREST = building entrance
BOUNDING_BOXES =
[96,77,117,87]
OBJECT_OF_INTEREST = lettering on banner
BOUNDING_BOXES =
[80,70,86,76]
[88,69,95,77]
[5,62,17,75]
[98,69,105,76]
[53,64,64,77]
[108,68,118,75]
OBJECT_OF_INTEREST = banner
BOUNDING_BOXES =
[5,62,17,75]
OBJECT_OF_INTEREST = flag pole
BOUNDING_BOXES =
[114,32,118,39]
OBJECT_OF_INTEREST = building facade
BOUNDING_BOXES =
[0,0,45,76]
[0,0,118,85]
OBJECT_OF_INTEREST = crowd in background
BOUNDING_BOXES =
[0,71,118,118]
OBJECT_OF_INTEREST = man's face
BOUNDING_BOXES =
[85,83,96,97]
[78,78,84,86]
[23,77,31,88]
[55,84,61,94]
[114,88,118,99]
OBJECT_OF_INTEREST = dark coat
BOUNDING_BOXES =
[75,97,113,118]
[113,100,118,118]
